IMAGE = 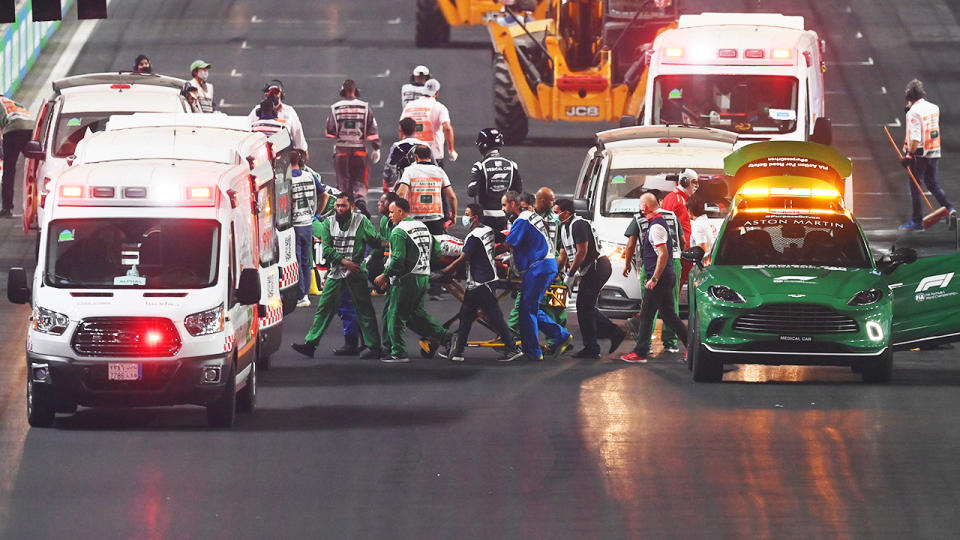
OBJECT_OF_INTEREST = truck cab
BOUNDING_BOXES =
[9,158,263,428]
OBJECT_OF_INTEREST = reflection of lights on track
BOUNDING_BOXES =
[723,365,861,383]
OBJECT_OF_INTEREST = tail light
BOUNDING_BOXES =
[744,49,764,59]
[60,186,83,198]
[556,75,609,93]
[664,47,683,58]
[110,84,131,89]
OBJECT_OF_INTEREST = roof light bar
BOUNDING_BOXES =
[772,48,792,60]
[744,49,764,59]
[664,47,683,58]
[717,48,737,58]
[61,186,83,198]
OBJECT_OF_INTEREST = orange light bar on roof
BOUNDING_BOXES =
[740,187,769,196]
[772,48,792,60]
[61,186,83,198]
[188,187,212,199]
[664,47,683,58]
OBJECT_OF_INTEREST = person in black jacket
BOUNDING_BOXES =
[467,128,522,237]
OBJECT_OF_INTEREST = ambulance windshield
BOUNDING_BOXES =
[45,218,220,289]
[713,213,870,267]
[653,75,799,135]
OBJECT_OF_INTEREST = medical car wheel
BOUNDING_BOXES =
[860,349,893,384]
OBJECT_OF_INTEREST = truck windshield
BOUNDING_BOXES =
[53,112,139,158]
[45,219,220,289]
[713,213,871,268]
[653,75,799,135]
[602,167,729,217]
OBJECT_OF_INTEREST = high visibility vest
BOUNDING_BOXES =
[326,213,362,280]
[465,225,497,290]
[633,209,682,269]
[400,163,446,222]
[907,99,941,157]
[329,99,375,148]
[193,79,214,113]
[401,100,436,146]
[560,216,601,271]
[517,209,555,260]
[394,219,432,277]
[290,170,318,228]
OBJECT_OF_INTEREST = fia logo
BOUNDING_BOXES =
[565,106,600,117]
[915,272,954,293]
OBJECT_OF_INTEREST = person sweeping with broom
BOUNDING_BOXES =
[894,79,957,231]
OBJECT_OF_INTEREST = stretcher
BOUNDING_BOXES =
[417,262,569,358]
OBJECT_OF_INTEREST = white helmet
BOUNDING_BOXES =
[679,168,699,188]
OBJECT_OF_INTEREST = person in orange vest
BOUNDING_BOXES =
[394,145,458,235]
[399,79,457,168]
[899,78,957,231]
[0,95,34,218]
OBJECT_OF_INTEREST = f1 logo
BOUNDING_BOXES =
[916,272,954,293]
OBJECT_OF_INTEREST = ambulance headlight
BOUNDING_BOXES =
[33,307,70,335]
[184,304,225,336]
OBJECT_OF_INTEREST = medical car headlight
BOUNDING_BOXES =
[708,285,746,303]
[848,288,883,306]
[184,303,225,336]
[33,307,70,335]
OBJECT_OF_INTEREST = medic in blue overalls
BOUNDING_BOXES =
[501,191,573,361]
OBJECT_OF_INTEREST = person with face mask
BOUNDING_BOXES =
[289,150,324,307]
[291,195,384,360]
[439,204,524,363]
[188,60,215,113]
[134,54,152,73]
[247,80,309,158]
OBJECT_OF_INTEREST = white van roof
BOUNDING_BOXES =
[678,13,805,30]
[597,125,738,148]
[75,126,258,165]
[53,159,244,209]
[105,112,252,132]
[60,85,186,114]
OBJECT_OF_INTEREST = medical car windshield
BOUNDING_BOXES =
[45,219,220,289]
[602,167,728,217]
[713,213,871,268]
[653,75,799,135]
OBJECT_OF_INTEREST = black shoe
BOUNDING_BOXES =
[573,348,601,359]
[291,342,316,358]
[359,347,381,360]
[0,209,12,218]
[608,327,627,354]
[381,354,410,363]
[333,343,362,356]
[497,348,524,363]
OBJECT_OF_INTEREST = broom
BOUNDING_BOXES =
[883,125,949,228]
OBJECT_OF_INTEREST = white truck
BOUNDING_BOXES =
[9,152,264,428]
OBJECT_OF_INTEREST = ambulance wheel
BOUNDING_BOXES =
[257,339,271,371]
[236,359,256,414]
[493,55,528,144]
[206,359,236,428]
[861,349,893,384]
[26,375,55,428]
[415,0,450,48]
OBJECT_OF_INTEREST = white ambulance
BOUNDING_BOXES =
[642,13,830,144]
[8,155,263,428]
[639,13,853,209]
[72,113,294,368]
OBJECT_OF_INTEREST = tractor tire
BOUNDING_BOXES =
[493,55,529,144]
[415,0,450,48]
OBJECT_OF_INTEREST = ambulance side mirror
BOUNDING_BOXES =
[24,140,45,160]
[7,267,31,305]
[811,117,832,146]
[236,268,261,305]
[573,198,590,219]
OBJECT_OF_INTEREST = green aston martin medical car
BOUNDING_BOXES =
[683,142,960,383]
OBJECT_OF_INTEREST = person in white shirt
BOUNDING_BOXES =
[401,65,431,108]
[899,78,956,231]
[687,194,718,263]
[395,145,457,234]
[246,80,309,156]
[399,78,457,167]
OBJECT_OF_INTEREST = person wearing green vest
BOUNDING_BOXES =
[367,191,399,294]
[291,195,383,359]
[374,198,450,362]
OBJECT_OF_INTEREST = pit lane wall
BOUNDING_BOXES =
[1,0,76,96]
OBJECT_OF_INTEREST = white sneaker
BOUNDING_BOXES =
[296,296,311,307]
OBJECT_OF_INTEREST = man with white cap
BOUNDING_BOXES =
[401,65,432,108]
[400,78,457,168]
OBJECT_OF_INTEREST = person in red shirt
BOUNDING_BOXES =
[661,168,699,290]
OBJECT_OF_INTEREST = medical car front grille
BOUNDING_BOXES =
[71,317,182,357]
[733,304,859,334]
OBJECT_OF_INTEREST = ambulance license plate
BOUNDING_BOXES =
[108,363,141,381]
